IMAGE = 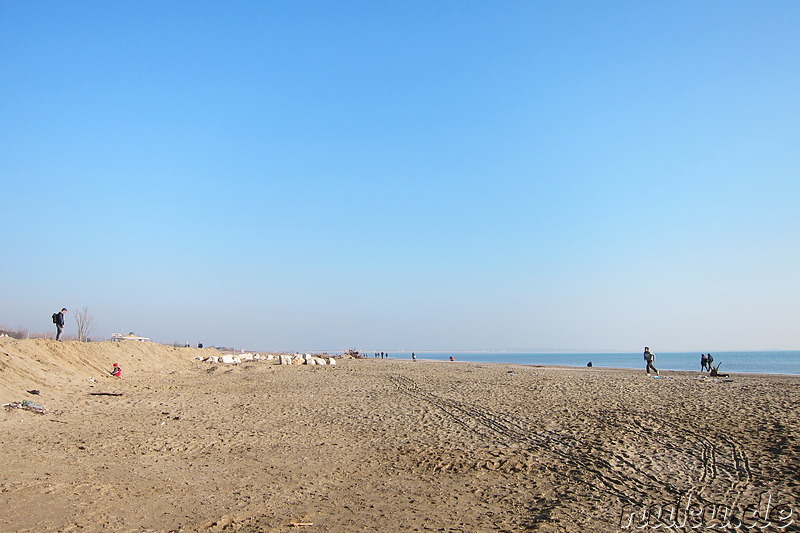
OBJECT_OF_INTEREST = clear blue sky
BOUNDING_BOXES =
[1,1,798,352]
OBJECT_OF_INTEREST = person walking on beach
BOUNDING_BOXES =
[53,308,67,341]
[706,353,714,371]
[643,347,658,376]
[701,353,709,372]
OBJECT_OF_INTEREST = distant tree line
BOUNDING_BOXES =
[214,346,236,352]
[0,325,28,339]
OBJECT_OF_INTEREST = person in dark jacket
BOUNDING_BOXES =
[54,308,67,341]
[644,347,659,376]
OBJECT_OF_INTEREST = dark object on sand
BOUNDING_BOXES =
[89,392,124,396]
[4,400,49,414]
[587,362,592,367]
[27,390,41,395]
[709,364,729,378]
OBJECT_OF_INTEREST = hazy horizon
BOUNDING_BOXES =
[2,2,798,354]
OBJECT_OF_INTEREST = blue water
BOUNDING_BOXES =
[391,351,800,375]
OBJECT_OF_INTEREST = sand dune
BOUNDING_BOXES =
[0,338,208,402]
[1,338,798,531]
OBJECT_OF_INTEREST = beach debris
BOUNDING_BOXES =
[695,375,734,383]
[4,400,50,415]
[710,363,730,377]
[289,523,313,527]
[27,389,41,395]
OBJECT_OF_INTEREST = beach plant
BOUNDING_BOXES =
[74,306,95,342]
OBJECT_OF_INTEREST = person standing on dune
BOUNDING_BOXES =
[53,308,67,341]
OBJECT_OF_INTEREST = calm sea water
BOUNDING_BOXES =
[391,351,800,375]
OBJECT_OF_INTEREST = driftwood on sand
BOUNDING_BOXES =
[710,363,730,377]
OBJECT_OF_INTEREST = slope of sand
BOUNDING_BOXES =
[1,338,798,532]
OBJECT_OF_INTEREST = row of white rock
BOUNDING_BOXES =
[198,353,336,366]
[283,354,336,366]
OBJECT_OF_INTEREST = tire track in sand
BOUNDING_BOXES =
[388,375,754,509]
[388,375,674,505]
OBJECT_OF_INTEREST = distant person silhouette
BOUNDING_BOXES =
[701,353,709,372]
[53,308,67,341]
[643,347,658,376]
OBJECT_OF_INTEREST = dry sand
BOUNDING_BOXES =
[1,338,798,532]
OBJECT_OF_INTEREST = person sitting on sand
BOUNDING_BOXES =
[449,356,455,361]
[643,347,659,376]
[110,363,122,378]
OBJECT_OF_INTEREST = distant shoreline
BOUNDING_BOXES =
[367,350,800,376]
[404,357,800,378]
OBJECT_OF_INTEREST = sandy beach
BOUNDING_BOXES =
[1,338,798,532]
